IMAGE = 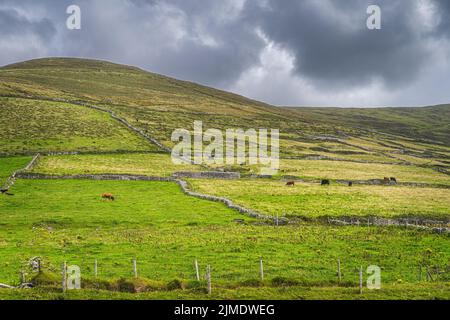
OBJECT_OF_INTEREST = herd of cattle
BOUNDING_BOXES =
[285,177,397,187]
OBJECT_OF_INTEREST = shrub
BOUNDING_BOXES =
[271,277,299,287]
[167,278,184,291]
[240,279,263,287]
[31,271,60,287]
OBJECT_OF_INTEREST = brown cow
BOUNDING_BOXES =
[286,181,295,186]
[102,193,115,201]
[383,177,390,184]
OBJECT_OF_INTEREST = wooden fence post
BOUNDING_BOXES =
[94,259,98,278]
[426,266,431,282]
[62,262,67,293]
[418,264,422,281]
[195,259,200,281]
[337,259,342,284]
[359,266,363,295]
[259,257,264,281]
[133,259,137,278]
[206,265,211,295]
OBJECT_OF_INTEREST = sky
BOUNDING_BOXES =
[1,0,449,107]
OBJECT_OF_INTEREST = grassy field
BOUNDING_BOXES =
[0,58,449,300]
[0,178,448,300]
[31,153,201,177]
[0,97,157,154]
[189,179,450,220]
[0,156,32,185]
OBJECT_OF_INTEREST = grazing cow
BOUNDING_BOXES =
[348,181,353,187]
[390,177,397,183]
[286,181,295,186]
[321,179,330,186]
[102,193,115,201]
[383,177,390,184]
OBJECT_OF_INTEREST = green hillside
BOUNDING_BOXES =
[1,58,449,157]
[288,106,450,146]
[0,58,448,300]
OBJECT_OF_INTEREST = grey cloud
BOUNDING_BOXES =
[0,8,55,41]
[0,6,56,65]
[433,0,450,37]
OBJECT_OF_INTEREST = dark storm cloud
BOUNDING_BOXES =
[0,0,449,106]
[121,0,265,86]
[0,8,55,40]
[433,0,450,37]
[242,0,439,88]
[0,4,57,65]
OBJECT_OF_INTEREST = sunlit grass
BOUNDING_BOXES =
[189,179,450,219]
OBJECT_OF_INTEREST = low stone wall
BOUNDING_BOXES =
[328,216,449,234]
[15,172,174,182]
[175,180,286,224]
[172,171,241,179]
[336,179,450,189]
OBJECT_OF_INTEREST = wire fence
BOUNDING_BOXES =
[4,255,448,293]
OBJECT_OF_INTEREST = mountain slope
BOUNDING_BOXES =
[288,105,450,145]
[0,58,449,163]
[0,57,277,116]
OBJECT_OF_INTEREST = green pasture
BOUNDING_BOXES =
[0,178,448,300]
[0,97,156,154]
[0,156,32,185]
[189,179,450,220]
[31,153,201,177]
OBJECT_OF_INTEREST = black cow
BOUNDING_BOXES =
[321,180,330,186]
